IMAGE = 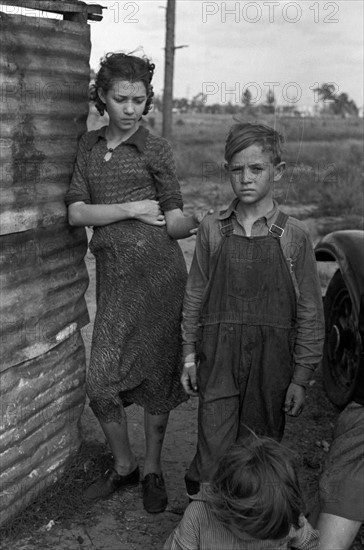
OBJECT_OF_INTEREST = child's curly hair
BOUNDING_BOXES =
[225,122,284,165]
[89,52,155,116]
[208,435,304,540]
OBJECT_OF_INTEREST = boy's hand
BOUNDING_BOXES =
[181,362,198,396]
[284,383,305,416]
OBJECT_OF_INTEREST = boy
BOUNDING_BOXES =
[181,123,325,496]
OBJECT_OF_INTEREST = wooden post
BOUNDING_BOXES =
[162,0,175,140]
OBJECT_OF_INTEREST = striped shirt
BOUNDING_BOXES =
[163,488,320,550]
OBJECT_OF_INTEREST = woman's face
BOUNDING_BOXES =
[98,80,147,135]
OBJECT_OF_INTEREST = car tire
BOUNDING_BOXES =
[322,269,361,407]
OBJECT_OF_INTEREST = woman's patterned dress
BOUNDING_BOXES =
[65,125,188,420]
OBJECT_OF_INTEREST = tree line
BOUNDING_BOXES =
[151,83,360,118]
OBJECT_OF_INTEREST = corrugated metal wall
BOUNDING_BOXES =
[0,5,95,526]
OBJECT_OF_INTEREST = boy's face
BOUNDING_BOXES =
[227,144,285,207]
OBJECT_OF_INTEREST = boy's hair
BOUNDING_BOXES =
[208,435,304,540]
[89,52,155,116]
[225,123,284,165]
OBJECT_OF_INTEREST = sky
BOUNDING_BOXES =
[87,0,363,108]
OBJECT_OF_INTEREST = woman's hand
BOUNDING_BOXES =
[131,200,166,226]
[189,208,214,235]
[162,207,213,240]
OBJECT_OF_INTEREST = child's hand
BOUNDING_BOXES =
[131,200,166,226]
[284,383,305,416]
[180,362,198,396]
[189,209,214,235]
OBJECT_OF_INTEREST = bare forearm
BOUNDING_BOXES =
[68,200,165,228]
[68,202,137,227]
[166,212,198,239]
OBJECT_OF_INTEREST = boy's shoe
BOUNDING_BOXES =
[142,473,168,513]
[84,466,140,501]
[184,476,200,498]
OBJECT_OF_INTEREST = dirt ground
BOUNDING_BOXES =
[1,214,363,550]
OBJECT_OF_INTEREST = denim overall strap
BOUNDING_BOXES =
[219,217,234,237]
[192,217,234,323]
[269,211,289,238]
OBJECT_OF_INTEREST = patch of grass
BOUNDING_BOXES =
[277,115,363,142]
[88,110,363,222]
[318,144,363,217]
[169,114,363,221]
[181,176,234,212]
[316,216,364,236]
[173,141,225,181]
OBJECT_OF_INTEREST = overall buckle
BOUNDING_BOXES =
[269,223,285,238]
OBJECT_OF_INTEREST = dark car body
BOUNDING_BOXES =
[315,230,364,406]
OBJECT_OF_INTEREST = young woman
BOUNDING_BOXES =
[65,52,202,513]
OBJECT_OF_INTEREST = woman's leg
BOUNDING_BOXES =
[99,413,137,475]
[143,411,169,476]
[142,411,170,513]
[84,406,139,501]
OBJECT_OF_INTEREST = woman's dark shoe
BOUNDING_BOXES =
[142,473,168,513]
[84,466,140,501]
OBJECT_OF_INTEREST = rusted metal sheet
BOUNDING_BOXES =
[0,10,92,234]
[0,224,89,371]
[0,334,86,526]
[0,8,91,362]
[0,4,99,527]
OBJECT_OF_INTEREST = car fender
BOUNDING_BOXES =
[315,230,364,318]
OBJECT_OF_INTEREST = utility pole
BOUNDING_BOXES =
[162,0,175,140]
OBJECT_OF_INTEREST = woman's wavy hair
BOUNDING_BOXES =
[208,435,304,540]
[89,52,155,116]
[225,122,284,165]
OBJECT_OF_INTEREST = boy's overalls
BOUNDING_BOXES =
[185,212,297,495]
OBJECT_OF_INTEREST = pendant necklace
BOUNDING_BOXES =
[104,130,124,161]
[104,147,115,162]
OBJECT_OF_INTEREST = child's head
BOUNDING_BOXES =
[225,122,284,166]
[208,435,304,541]
[90,52,155,116]
[224,123,285,206]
